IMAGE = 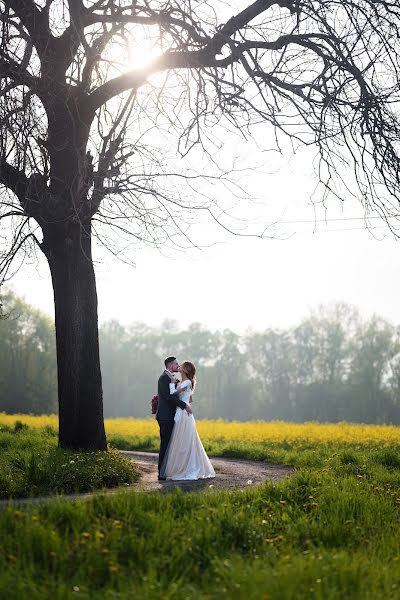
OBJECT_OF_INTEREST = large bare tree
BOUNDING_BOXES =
[1,0,400,449]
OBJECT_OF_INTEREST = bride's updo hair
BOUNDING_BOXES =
[181,361,196,392]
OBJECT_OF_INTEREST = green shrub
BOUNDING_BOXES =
[340,451,359,465]
[0,428,138,498]
[373,448,400,469]
[14,420,29,433]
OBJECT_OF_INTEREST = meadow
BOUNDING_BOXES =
[1,414,400,599]
[2,412,400,466]
[0,420,138,498]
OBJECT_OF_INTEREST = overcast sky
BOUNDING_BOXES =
[3,4,400,333]
[9,141,400,333]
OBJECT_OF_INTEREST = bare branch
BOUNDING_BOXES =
[1,0,400,279]
[0,160,28,207]
[3,0,51,59]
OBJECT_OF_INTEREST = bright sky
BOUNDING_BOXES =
[9,140,400,333]
[5,7,400,332]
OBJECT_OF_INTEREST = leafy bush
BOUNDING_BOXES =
[14,420,29,433]
[373,448,400,469]
[0,428,138,498]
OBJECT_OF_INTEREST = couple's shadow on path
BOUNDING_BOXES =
[125,451,295,494]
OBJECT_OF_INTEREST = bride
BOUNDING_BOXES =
[160,361,216,481]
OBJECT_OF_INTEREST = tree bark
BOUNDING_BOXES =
[42,220,107,450]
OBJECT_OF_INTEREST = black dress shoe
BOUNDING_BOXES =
[158,475,166,480]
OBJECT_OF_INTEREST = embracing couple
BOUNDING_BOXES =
[156,356,216,481]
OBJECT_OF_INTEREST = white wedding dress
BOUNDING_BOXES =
[160,379,216,481]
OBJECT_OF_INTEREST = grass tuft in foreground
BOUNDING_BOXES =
[1,461,400,599]
[0,423,138,499]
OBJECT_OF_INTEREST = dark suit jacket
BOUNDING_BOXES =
[156,371,186,422]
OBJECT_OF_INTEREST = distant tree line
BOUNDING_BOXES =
[1,290,400,424]
[0,291,57,414]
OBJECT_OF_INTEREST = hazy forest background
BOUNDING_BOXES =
[2,289,400,424]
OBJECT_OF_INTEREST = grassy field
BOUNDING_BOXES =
[1,414,400,598]
[2,412,400,466]
[0,421,138,498]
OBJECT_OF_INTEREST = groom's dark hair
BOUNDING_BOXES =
[164,356,176,368]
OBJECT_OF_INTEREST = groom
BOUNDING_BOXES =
[156,356,192,480]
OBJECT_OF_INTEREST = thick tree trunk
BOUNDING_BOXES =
[42,221,107,450]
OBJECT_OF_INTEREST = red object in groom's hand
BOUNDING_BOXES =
[151,394,158,414]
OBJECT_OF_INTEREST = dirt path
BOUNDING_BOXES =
[0,452,295,508]
[123,451,295,492]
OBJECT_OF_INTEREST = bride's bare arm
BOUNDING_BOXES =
[169,382,185,395]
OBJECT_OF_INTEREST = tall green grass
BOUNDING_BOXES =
[1,422,400,597]
[107,429,400,470]
[1,459,400,599]
[0,423,138,498]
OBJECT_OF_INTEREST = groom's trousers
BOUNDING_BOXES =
[157,420,174,475]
